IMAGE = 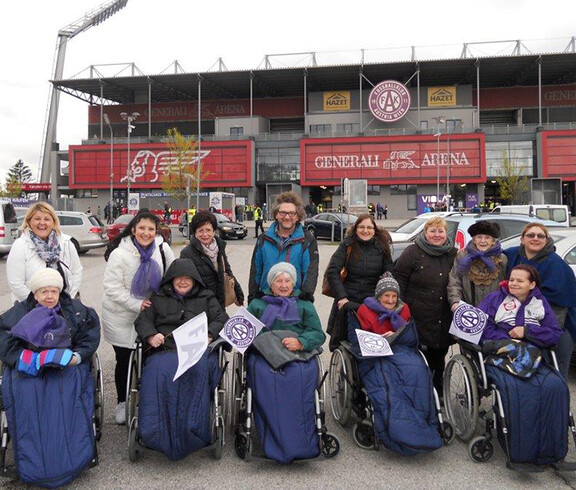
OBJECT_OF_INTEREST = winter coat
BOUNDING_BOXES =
[101,236,175,348]
[394,243,457,349]
[505,244,576,308]
[326,236,394,332]
[447,244,507,307]
[248,222,319,303]
[0,292,100,367]
[478,284,562,348]
[135,259,228,351]
[247,291,326,352]
[179,236,244,307]
[6,230,83,303]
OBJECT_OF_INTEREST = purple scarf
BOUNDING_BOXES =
[259,295,301,329]
[458,242,502,273]
[130,238,162,299]
[364,297,408,330]
[29,230,61,268]
[11,304,71,349]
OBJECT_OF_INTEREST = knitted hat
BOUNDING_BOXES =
[29,268,63,293]
[375,272,400,299]
[267,262,297,288]
[468,221,500,239]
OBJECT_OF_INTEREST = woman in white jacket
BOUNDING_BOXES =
[7,202,82,303]
[102,211,175,425]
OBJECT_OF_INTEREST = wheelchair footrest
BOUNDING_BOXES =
[552,461,576,472]
[506,462,546,473]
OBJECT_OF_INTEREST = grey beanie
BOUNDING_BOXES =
[375,272,400,299]
[267,262,297,288]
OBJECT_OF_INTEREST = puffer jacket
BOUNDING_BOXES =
[101,236,175,348]
[135,259,228,350]
[0,292,100,367]
[447,245,507,307]
[179,236,244,307]
[394,243,457,349]
[326,236,393,331]
[6,230,83,303]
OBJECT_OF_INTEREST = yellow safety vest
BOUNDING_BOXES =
[187,208,196,222]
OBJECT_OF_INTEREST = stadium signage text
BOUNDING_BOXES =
[323,91,351,111]
[427,86,456,107]
[314,152,470,170]
[368,80,411,122]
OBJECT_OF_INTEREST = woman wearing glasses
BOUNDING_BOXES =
[325,214,393,350]
[504,222,576,378]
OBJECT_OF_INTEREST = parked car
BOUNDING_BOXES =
[390,213,565,262]
[303,213,358,240]
[388,211,473,242]
[178,212,247,240]
[0,201,18,256]
[491,204,571,227]
[107,213,172,245]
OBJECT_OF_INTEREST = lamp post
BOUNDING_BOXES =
[445,121,463,208]
[434,132,441,206]
[103,113,114,219]
[120,111,139,201]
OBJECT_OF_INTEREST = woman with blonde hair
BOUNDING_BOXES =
[7,202,82,302]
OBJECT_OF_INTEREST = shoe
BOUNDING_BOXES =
[115,402,126,425]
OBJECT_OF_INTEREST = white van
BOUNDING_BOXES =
[0,201,19,255]
[491,204,571,227]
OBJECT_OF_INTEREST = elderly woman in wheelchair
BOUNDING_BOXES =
[232,262,340,463]
[0,268,101,488]
[130,259,229,462]
[330,272,453,454]
[444,264,572,469]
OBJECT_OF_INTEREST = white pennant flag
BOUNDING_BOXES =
[219,307,264,354]
[355,329,394,357]
[172,312,208,381]
[449,302,488,345]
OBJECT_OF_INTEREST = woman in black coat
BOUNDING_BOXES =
[180,211,244,308]
[394,216,457,393]
[326,214,393,350]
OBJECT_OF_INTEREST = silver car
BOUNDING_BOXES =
[56,211,109,253]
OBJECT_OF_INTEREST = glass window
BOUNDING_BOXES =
[367,185,381,195]
[447,119,462,133]
[390,185,417,195]
[230,127,244,136]
[420,121,429,131]
[59,216,83,226]
[336,123,359,133]
[310,124,331,133]
[486,141,533,178]
[564,245,576,265]
[256,147,300,182]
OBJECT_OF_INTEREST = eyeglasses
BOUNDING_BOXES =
[277,211,297,218]
[523,232,547,239]
[357,225,375,231]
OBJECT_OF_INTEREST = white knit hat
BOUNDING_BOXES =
[267,262,297,288]
[28,268,64,293]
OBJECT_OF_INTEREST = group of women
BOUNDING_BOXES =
[0,203,574,484]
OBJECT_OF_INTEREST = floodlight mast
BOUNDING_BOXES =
[40,0,128,204]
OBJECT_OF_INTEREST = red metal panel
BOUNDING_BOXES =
[68,141,253,189]
[300,134,486,186]
[474,84,576,109]
[541,130,576,181]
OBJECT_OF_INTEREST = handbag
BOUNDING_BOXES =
[322,245,352,298]
[221,256,237,306]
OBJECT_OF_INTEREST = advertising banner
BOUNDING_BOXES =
[323,91,350,111]
[427,87,457,107]
[540,130,576,181]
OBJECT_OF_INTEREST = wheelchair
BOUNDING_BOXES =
[443,338,576,470]
[126,339,229,462]
[0,352,104,480]
[231,349,341,461]
[329,339,454,450]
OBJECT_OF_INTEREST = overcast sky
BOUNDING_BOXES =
[0,0,574,184]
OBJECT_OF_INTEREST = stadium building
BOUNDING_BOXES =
[50,39,576,217]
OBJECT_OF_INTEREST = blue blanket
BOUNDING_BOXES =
[138,350,219,461]
[486,362,568,464]
[349,314,442,455]
[2,364,95,488]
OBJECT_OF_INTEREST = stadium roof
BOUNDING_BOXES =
[54,52,576,105]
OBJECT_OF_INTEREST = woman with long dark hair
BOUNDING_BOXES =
[101,211,175,425]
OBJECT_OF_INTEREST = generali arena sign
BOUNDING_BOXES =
[68,141,252,189]
[300,134,486,186]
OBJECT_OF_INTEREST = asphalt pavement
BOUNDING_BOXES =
[0,224,575,489]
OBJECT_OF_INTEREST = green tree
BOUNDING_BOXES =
[7,159,32,184]
[160,128,209,205]
[0,176,23,198]
[495,150,529,204]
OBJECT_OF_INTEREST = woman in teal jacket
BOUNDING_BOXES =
[247,262,325,351]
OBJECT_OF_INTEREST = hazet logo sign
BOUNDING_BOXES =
[323,91,350,111]
[428,87,456,107]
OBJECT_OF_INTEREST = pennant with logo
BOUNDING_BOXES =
[219,307,264,354]
[355,329,393,357]
[172,312,208,381]
[449,302,488,345]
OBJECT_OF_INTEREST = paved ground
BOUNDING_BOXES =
[1,224,576,489]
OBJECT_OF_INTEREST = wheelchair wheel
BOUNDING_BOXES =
[234,431,251,460]
[128,417,141,462]
[126,349,140,430]
[352,421,376,450]
[443,354,479,442]
[217,349,229,429]
[440,420,455,445]
[230,352,243,431]
[469,436,494,463]
[321,432,340,458]
[329,348,353,427]
[212,417,224,460]
[91,352,104,441]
